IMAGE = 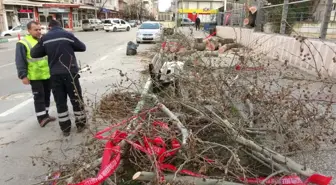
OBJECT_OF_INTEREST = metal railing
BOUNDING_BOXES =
[218,0,336,39]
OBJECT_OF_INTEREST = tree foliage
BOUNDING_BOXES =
[121,2,151,20]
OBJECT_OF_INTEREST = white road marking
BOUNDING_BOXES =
[0,98,33,117]
[116,47,123,51]
[0,62,14,68]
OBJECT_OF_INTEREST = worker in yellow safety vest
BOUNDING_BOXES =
[15,21,56,127]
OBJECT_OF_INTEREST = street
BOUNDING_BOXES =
[0,28,153,184]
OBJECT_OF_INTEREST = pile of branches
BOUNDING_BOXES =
[45,29,334,185]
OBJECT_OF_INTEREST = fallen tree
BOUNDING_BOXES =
[40,28,334,185]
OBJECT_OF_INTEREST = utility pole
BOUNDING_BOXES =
[320,0,333,39]
[175,0,178,29]
[280,0,288,34]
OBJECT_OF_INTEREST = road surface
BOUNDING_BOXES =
[0,28,154,184]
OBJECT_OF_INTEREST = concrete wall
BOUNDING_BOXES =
[216,26,336,78]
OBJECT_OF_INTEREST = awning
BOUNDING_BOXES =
[3,0,43,7]
[43,3,80,8]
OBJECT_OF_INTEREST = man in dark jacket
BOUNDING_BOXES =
[31,20,87,137]
[195,17,201,31]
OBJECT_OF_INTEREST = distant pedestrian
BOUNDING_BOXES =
[15,21,56,127]
[31,20,87,137]
[195,17,201,31]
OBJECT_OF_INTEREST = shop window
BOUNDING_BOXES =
[18,13,29,19]
[40,15,46,23]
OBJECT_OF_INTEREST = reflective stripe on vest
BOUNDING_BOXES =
[20,38,47,62]
[18,35,50,80]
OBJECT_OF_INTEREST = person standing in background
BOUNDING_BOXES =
[30,20,87,137]
[195,16,201,31]
[15,21,56,127]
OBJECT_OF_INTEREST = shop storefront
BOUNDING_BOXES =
[178,8,218,23]
[3,3,41,30]
[38,7,69,27]
[38,4,80,30]
[98,8,119,19]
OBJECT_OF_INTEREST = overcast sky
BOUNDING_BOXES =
[158,0,172,12]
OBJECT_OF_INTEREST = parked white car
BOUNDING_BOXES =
[1,24,48,37]
[136,21,162,43]
[0,25,27,37]
[104,18,131,32]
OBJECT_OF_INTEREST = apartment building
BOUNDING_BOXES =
[0,0,6,32]
[0,0,120,31]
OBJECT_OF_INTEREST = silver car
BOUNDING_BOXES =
[136,21,162,43]
[82,19,103,31]
[181,18,195,26]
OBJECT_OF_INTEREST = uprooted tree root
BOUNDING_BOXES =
[39,29,335,185]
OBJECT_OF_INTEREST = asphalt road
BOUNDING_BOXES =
[0,27,156,184]
[0,28,150,132]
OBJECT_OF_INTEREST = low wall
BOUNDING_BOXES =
[216,26,336,78]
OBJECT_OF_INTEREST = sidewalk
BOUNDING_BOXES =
[0,37,19,44]
[0,28,83,44]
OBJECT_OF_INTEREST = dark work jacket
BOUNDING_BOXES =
[196,18,201,24]
[30,26,86,75]
[15,42,28,79]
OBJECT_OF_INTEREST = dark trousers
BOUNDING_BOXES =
[50,74,86,133]
[195,23,200,31]
[30,80,51,123]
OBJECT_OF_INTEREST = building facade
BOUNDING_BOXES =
[0,0,6,32]
[1,0,121,32]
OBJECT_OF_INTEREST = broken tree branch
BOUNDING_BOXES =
[158,103,189,145]
[132,171,244,185]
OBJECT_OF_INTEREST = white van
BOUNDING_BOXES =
[82,19,103,31]
[103,18,131,32]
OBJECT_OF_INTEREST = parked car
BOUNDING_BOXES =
[1,25,28,37]
[82,19,103,31]
[181,18,195,26]
[128,20,137,27]
[136,21,162,44]
[104,18,131,32]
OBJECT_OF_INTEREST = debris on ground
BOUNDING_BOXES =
[41,29,334,185]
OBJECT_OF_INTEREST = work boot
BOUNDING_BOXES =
[63,132,70,137]
[48,116,56,122]
[77,125,87,133]
[39,117,53,127]
[75,117,87,133]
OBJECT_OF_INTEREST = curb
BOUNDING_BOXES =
[0,37,18,44]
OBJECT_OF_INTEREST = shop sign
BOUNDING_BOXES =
[178,9,218,14]
[38,7,70,13]
[19,9,33,13]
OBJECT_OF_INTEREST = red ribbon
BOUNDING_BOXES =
[240,174,332,185]
[235,64,265,71]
